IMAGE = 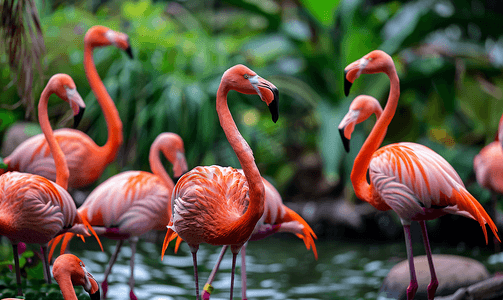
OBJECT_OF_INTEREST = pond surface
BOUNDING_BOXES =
[66,233,503,300]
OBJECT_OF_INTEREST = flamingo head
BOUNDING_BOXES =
[338,95,383,152]
[85,25,133,59]
[53,254,100,300]
[155,132,188,178]
[45,74,86,128]
[344,50,394,96]
[222,64,279,123]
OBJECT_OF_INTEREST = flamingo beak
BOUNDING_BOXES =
[344,70,352,97]
[66,87,86,129]
[339,128,350,152]
[125,39,133,59]
[344,58,369,96]
[74,107,85,129]
[250,75,279,123]
[268,87,279,123]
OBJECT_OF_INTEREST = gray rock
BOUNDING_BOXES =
[379,254,490,300]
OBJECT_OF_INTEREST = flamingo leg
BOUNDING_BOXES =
[189,244,200,300]
[12,243,22,296]
[202,245,228,300]
[419,221,438,300]
[102,239,124,299]
[129,237,139,300]
[231,249,239,300]
[403,224,418,300]
[241,243,247,300]
[41,244,52,284]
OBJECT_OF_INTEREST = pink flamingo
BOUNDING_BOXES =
[473,113,503,250]
[200,173,318,300]
[53,254,100,300]
[0,74,93,296]
[340,50,500,300]
[49,132,188,300]
[1,25,131,188]
[161,64,279,300]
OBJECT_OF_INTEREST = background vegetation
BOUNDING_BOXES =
[1,0,503,296]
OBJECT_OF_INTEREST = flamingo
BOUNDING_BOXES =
[499,114,503,149]
[161,64,279,300]
[53,254,100,300]
[0,74,93,296]
[340,50,500,300]
[49,132,188,300]
[200,173,317,300]
[473,113,503,250]
[0,25,132,188]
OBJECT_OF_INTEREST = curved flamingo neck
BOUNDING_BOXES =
[350,68,399,204]
[216,86,265,237]
[149,138,174,191]
[84,43,123,163]
[39,87,69,189]
[54,271,79,300]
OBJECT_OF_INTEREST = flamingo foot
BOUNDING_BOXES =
[427,278,438,300]
[129,290,137,300]
[102,280,108,299]
[406,280,418,300]
[202,283,214,300]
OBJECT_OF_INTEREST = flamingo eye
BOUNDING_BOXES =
[243,74,249,79]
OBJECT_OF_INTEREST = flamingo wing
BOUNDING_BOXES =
[171,165,250,246]
[80,171,171,236]
[4,129,102,188]
[370,142,498,242]
[0,172,85,244]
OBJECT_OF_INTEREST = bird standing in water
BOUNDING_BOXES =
[340,51,499,300]
[162,64,279,300]
[49,132,188,300]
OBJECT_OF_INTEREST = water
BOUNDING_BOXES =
[66,234,502,300]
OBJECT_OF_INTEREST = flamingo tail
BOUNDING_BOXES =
[280,206,318,260]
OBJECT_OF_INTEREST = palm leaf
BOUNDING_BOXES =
[0,0,45,119]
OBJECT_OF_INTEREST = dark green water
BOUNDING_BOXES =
[67,234,503,300]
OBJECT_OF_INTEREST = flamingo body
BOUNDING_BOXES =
[4,130,108,189]
[81,171,172,237]
[474,141,503,194]
[370,142,493,233]
[171,166,251,247]
[0,172,87,245]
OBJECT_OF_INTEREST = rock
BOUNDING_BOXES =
[379,254,490,300]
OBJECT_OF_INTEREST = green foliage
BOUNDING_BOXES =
[1,0,503,203]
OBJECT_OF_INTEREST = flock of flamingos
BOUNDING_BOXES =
[0,25,502,300]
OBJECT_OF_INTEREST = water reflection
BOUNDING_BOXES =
[67,236,498,300]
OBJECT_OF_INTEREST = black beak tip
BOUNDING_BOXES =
[125,46,133,59]
[339,127,350,152]
[73,107,85,129]
[90,289,100,300]
[344,73,352,97]
[269,88,279,123]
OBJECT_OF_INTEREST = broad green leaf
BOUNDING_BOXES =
[300,0,341,27]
